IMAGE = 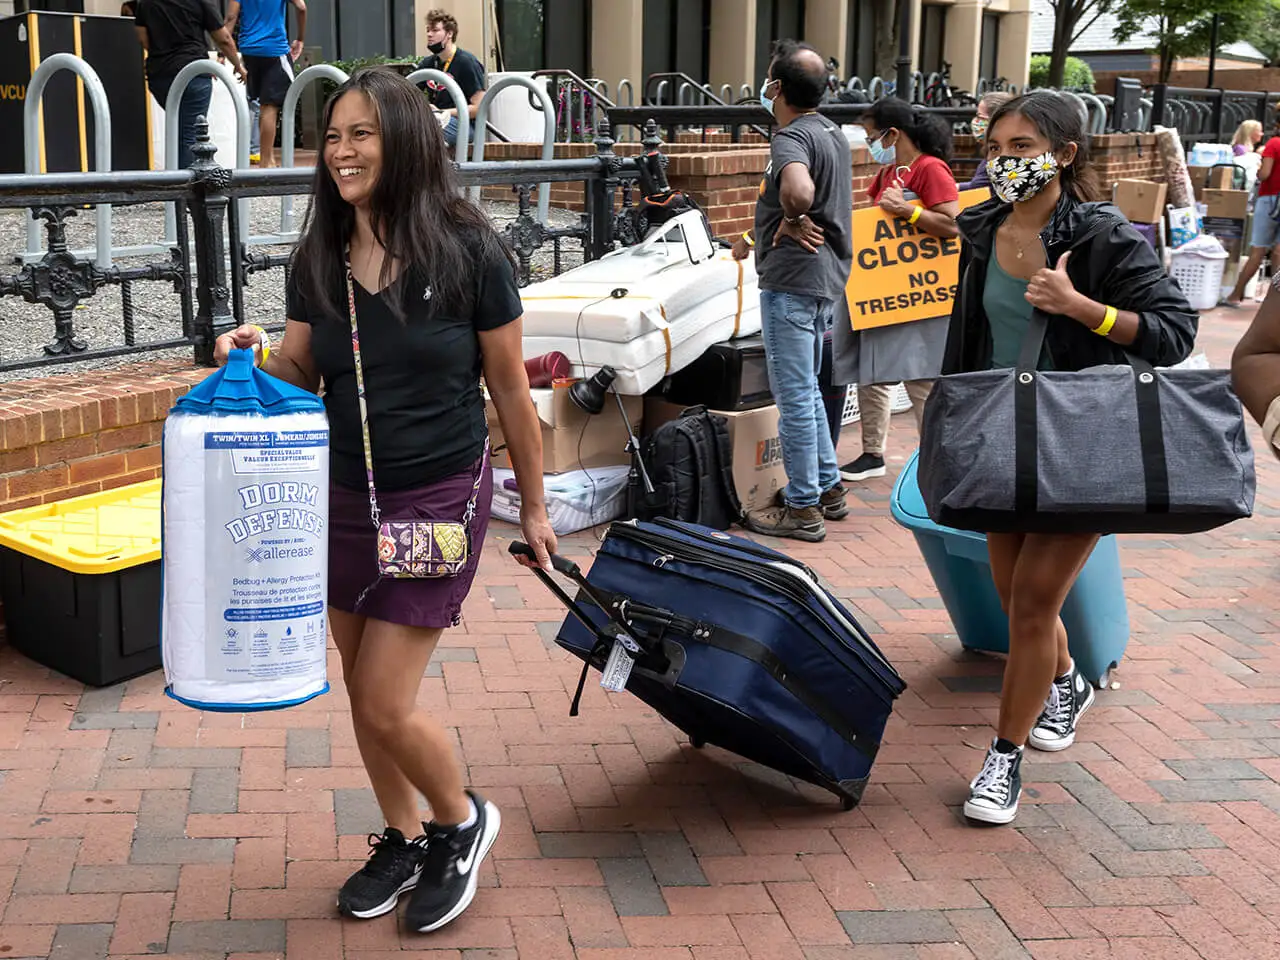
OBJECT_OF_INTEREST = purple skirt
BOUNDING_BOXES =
[328,453,493,628]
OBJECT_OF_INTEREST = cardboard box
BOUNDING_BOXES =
[486,384,642,474]
[1188,165,1233,200]
[643,398,786,513]
[1203,188,1249,221]
[1114,179,1167,225]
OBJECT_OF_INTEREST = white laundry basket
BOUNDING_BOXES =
[840,383,912,426]
[1169,248,1228,311]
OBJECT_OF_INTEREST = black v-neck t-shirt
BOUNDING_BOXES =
[287,245,522,492]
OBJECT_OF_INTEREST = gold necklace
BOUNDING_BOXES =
[1004,222,1042,260]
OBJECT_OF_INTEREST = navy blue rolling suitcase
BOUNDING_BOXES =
[511,518,906,809]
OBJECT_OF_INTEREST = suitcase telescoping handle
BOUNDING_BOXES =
[509,540,669,715]
[507,541,581,578]
[508,540,653,656]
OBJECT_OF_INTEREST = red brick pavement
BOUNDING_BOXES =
[1,303,1279,959]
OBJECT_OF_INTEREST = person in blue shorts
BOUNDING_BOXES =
[224,0,307,168]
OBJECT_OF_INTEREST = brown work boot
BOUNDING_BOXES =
[745,502,826,542]
[774,486,848,522]
[820,484,849,521]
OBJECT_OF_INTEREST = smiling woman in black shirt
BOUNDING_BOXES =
[215,66,552,935]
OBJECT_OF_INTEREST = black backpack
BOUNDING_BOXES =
[628,406,744,530]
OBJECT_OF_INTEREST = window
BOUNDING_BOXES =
[496,0,590,76]
[643,0,710,93]
[920,3,947,76]
[845,0,875,83]
[979,12,1000,84]
[755,0,806,80]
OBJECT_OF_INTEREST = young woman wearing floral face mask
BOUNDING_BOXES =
[942,91,1197,825]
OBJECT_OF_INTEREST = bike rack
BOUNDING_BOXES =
[471,74,557,223]
[617,78,635,106]
[23,54,113,268]
[278,64,349,237]
[162,58,251,248]
[1075,92,1107,135]
[404,68,472,165]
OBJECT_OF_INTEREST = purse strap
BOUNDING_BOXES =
[1013,306,1169,518]
[344,260,487,530]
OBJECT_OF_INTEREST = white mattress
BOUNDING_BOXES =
[523,285,763,396]
[520,248,758,342]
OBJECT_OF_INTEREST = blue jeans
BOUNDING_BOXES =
[171,76,212,169]
[443,115,458,147]
[759,290,841,508]
[250,98,261,154]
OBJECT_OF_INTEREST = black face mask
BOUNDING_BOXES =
[428,40,446,55]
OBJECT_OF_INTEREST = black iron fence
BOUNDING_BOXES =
[0,117,657,375]
[605,102,980,144]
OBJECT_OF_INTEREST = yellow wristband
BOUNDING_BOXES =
[1093,305,1118,337]
[251,325,270,367]
[742,231,754,247]
[908,206,922,224]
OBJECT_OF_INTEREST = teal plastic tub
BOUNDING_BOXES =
[890,450,1130,687]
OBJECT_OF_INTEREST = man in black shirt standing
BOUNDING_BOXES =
[416,8,486,148]
[134,0,247,170]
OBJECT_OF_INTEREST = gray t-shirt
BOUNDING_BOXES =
[753,113,853,302]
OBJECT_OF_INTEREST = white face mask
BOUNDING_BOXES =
[759,78,779,117]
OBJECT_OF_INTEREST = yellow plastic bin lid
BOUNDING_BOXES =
[0,478,162,575]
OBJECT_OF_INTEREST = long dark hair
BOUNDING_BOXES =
[987,90,1100,202]
[867,97,953,164]
[291,66,513,323]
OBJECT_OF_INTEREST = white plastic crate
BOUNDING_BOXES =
[1169,251,1227,312]
[840,383,912,426]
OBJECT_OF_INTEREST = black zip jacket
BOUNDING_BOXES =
[941,192,1199,375]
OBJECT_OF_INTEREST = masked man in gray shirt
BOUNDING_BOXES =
[733,39,853,542]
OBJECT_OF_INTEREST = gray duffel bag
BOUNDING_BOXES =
[918,312,1255,535]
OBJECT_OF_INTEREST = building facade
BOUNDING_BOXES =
[6,0,1033,100]
[440,0,1033,101]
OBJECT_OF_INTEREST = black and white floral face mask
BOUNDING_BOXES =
[990,151,1061,204]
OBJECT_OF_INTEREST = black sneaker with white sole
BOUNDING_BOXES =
[337,827,428,919]
[1028,660,1095,752]
[840,453,886,481]
[405,791,501,933]
[963,740,1023,825]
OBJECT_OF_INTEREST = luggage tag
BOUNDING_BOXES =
[601,639,635,692]
[600,618,644,693]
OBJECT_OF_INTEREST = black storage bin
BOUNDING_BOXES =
[0,480,163,687]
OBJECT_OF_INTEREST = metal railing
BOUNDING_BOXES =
[0,116,660,375]
[1148,85,1270,147]
[606,101,979,143]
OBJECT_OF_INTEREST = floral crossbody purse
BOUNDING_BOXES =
[346,263,486,583]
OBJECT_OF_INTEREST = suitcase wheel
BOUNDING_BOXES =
[841,795,856,812]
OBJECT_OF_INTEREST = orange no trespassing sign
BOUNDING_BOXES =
[846,188,989,331]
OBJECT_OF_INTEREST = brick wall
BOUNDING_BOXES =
[0,363,210,514]
[1095,69,1280,97]
[489,133,1164,241]
[0,362,212,644]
